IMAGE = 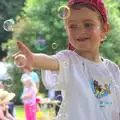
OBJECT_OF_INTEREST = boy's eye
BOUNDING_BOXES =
[84,23,93,28]
[69,24,77,29]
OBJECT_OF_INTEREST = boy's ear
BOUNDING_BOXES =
[101,23,110,37]
[65,27,68,33]
[105,23,110,33]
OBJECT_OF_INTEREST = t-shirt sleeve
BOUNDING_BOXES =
[41,50,70,90]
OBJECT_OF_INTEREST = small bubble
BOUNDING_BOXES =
[3,19,15,31]
[4,77,13,87]
[57,113,68,119]
[52,43,58,49]
[64,61,68,68]
[54,95,62,107]
[14,54,27,68]
[36,39,47,51]
[55,51,58,54]
[112,85,120,92]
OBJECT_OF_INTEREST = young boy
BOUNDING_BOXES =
[13,0,120,120]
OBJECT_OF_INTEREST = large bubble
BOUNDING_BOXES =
[14,54,27,68]
[58,6,70,19]
[36,39,47,51]
[3,19,15,31]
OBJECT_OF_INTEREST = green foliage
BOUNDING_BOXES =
[100,0,120,64]
[0,0,26,42]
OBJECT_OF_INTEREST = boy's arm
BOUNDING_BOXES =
[33,53,59,70]
[13,41,59,71]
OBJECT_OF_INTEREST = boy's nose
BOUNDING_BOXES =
[77,28,86,35]
[76,25,86,35]
[79,30,86,35]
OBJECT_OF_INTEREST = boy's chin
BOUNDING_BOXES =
[75,47,93,53]
[75,45,91,51]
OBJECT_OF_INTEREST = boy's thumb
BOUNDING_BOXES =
[17,41,29,53]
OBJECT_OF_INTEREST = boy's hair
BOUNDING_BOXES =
[69,3,103,24]
[68,0,108,24]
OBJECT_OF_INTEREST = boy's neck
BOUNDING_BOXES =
[75,50,101,63]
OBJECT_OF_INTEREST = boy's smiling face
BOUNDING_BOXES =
[65,7,109,52]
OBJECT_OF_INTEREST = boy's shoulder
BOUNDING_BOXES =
[104,58,119,71]
[55,50,74,58]
[57,50,73,54]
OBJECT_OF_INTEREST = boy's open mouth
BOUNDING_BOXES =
[77,37,90,42]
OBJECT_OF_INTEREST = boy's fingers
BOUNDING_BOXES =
[12,51,22,59]
[17,41,30,54]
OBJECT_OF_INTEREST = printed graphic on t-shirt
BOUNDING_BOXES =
[90,79,112,107]
[90,79,111,99]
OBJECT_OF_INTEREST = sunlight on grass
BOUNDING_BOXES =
[15,105,25,119]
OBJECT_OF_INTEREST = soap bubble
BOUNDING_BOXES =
[54,95,62,107]
[36,39,47,51]
[14,54,27,68]
[3,19,15,31]
[56,113,68,120]
[52,43,58,49]
[112,84,120,92]
[58,6,70,19]
[63,61,68,68]
[3,77,13,87]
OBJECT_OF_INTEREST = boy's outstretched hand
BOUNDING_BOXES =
[12,41,35,72]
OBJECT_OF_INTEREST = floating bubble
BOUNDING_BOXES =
[36,39,47,51]
[52,43,58,50]
[3,19,15,31]
[54,95,62,107]
[58,6,70,19]
[63,61,68,68]
[56,113,68,120]
[14,54,27,68]
[112,84,120,92]
[55,51,58,54]
[3,77,13,87]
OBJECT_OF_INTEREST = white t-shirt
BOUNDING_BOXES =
[41,50,120,120]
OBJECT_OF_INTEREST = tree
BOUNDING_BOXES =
[100,0,120,64]
[0,0,26,59]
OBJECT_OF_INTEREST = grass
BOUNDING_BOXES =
[15,105,54,119]
[15,105,25,119]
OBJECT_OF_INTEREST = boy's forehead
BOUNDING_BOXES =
[66,8,99,23]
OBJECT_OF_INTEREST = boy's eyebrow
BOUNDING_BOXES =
[82,19,95,22]
[68,20,76,23]
[68,19,95,24]
[68,20,76,25]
